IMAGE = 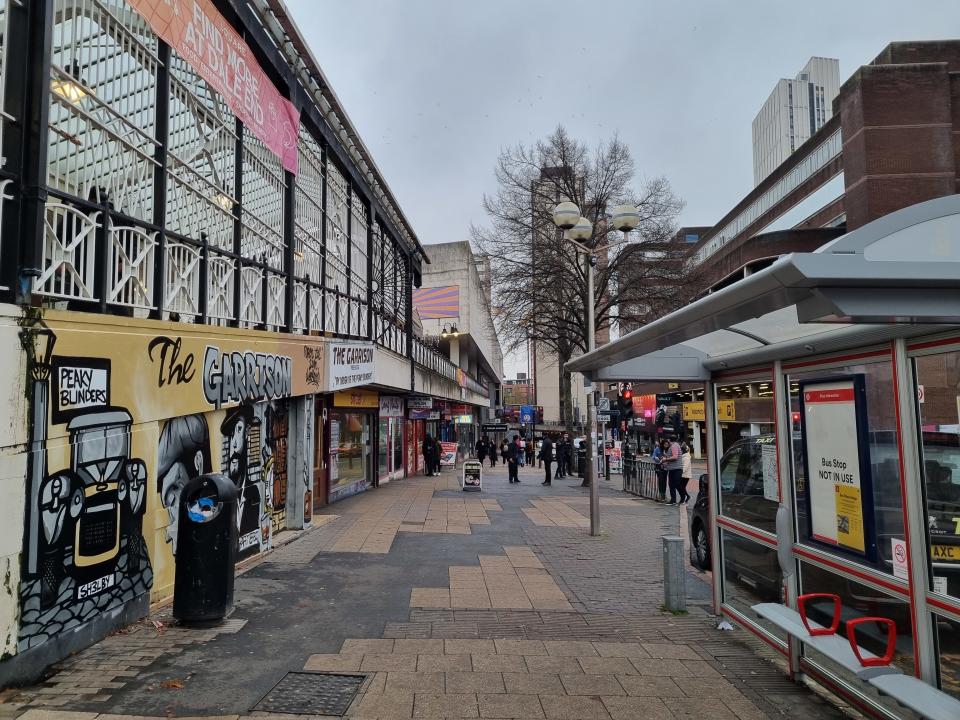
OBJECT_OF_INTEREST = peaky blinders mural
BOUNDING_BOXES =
[11,312,325,672]
[19,336,152,651]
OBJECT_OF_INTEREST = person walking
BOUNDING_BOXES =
[489,437,497,468]
[679,441,692,505]
[507,435,521,483]
[539,435,554,485]
[475,437,488,465]
[517,437,525,467]
[555,433,568,479]
[422,434,435,477]
[664,436,684,505]
[652,439,667,501]
[431,437,442,476]
[501,440,509,466]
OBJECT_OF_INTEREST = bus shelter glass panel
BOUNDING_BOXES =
[720,529,785,642]
[932,612,960,700]
[914,350,960,601]
[716,381,777,533]
[799,562,915,675]
[788,361,905,577]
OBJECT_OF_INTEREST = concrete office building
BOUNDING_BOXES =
[752,57,840,186]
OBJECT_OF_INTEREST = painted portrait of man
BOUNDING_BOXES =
[157,413,212,553]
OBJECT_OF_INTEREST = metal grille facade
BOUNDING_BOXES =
[3,0,417,345]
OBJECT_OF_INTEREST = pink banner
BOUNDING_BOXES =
[128,0,300,174]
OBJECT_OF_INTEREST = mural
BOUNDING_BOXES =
[14,312,326,657]
[157,414,213,554]
[19,341,152,651]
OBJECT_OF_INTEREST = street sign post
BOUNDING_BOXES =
[597,397,611,412]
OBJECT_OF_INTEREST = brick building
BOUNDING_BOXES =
[691,40,960,291]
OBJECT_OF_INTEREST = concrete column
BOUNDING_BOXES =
[662,535,686,612]
[449,337,460,366]
[691,422,701,459]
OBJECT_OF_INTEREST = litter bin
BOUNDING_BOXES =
[173,473,239,624]
[577,442,587,478]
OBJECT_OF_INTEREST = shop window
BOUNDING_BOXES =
[932,613,960,700]
[799,562,915,676]
[716,381,777,533]
[720,529,785,642]
[790,361,906,577]
[915,350,960,601]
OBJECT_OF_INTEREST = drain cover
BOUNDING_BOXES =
[253,671,366,715]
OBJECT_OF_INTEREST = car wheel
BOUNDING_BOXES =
[693,523,711,571]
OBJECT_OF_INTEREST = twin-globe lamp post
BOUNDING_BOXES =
[551,201,641,536]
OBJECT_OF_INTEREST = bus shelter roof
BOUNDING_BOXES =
[567,194,960,382]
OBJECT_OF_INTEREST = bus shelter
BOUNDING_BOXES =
[567,195,960,719]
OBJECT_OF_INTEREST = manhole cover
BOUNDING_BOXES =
[253,671,366,715]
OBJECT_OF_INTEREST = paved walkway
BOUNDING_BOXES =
[0,463,853,719]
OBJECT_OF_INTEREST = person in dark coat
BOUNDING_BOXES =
[422,434,435,476]
[431,438,442,475]
[475,438,488,464]
[488,437,497,468]
[507,435,521,483]
[539,435,554,485]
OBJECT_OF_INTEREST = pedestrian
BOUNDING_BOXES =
[422,434,435,476]
[664,436,684,505]
[501,440,509,465]
[526,438,535,466]
[652,439,667,501]
[476,437,488,465]
[507,435,521,483]
[489,436,497,468]
[679,442,692,505]
[539,435,553,485]
[518,437,526,466]
[555,433,567,478]
[432,438,442,476]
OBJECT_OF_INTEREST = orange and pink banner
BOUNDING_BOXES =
[128,0,300,174]
[412,285,460,319]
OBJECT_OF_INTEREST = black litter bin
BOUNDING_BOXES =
[173,473,239,624]
[577,443,587,478]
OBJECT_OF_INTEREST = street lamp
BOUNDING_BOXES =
[551,201,640,538]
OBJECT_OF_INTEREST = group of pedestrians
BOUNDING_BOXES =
[652,436,692,505]
[474,436,499,468]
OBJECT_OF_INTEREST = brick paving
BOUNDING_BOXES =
[0,463,854,719]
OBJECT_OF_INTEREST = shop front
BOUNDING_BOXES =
[378,395,406,483]
[328,389,376,502]
[566,196,960,719]
[409,396,440,476]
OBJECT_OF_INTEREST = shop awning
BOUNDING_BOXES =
[569,194,960,381]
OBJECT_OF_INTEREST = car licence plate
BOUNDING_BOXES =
[930,544,960,561]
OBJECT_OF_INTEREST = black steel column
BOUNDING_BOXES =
[319,141,327,333]
[367,201,375,341]
[345,182,352,337]
[231,117,243,326]
[12,0,55,303]
[150,41,171,319]
[283,169,295,333]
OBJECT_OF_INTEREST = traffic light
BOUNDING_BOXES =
[618,383,634,422]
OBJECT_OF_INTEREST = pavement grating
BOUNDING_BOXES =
[251,671,366,715]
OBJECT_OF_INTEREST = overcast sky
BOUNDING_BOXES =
[287,1,954,376]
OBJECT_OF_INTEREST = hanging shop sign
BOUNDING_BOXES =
[127,0,300,173]
[328,342,375,391]
[681,402,705,422]
[409,409,440,420]
[379,396,404,417]
[407,396,433,411]
[799,376,876,559]
[333,389,378,408]
[716,399,736,421]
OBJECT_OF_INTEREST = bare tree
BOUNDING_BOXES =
[472,126,704,430]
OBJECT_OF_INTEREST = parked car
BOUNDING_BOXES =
[689,435,782,602]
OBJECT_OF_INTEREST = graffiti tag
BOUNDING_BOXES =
[202,346,293,408]
[304,346,323,388]
[148,336,196,387]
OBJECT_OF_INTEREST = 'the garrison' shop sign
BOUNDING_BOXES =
[328,342,376,391]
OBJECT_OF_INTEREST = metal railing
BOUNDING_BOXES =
[412,337,458,382]
[622,457,660,499]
